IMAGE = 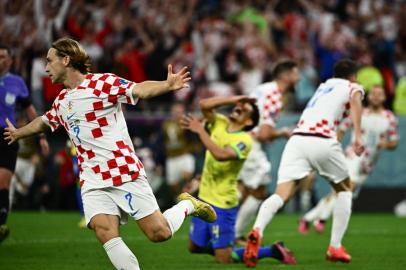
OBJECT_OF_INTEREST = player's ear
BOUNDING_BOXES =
[62,55,70,67]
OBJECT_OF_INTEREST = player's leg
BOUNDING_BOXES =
[90,214,140,270]
[326,178,352,262]
[235,142,271,244]
[299,172,315,211]
[244,135,313,267]
[315,139,353,262]
[234,185,266,244]
[83,189,140,270]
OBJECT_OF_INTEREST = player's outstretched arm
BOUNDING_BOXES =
[199,95,256,123]
[256,125,291,142]
[180,114,238,161]
[350,91,365,156]
[3,117,49,145]
[132,64,191,99]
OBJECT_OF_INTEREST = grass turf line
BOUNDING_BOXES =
[0,212,405,270]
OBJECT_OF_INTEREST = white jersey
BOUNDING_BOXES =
[341,108,399,174]
[250,81,283,132]
[42,73,146,193]
[293,78,364,139]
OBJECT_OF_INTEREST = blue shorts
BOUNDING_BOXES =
[190,204,238,249]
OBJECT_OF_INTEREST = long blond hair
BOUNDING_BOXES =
[52,38,91,74]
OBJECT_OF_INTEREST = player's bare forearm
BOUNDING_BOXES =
[5,117,49,144]
[197,129,237,161]
[200,96,256,123]
[133,80,171,99]
[133,65,190,100]
[256,125,289,142]
[350,92,363,137]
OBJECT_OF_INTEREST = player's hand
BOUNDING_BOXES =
[234,95,257,105]
[3,118,20,145]
[39,137,50,156]
[279,127,292,138]
[166,64,191,91]
[180,113,205,134]
[353,136,365,156]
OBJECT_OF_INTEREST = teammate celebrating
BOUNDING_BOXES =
[235,61,300,244]
[3,37,216,270]
[181,96,296,265]
[0,44,49,243]
[299,85,399,234]
[244,59,365,267]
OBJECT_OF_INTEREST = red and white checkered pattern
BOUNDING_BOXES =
[294,78,364,139]
[341,108,399,174]
[250,82,282,134]
[41,73,146,192]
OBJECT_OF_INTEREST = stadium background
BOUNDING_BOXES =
[1,0,406,269]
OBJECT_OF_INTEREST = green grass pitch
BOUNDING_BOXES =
[0,212,405,269]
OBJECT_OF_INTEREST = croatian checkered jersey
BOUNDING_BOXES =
[250,82,283,134]
[293,78,365,139]
[340,108,399,174]
[41,73,146,193]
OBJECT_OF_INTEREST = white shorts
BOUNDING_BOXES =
[166,153,195,185]
[346,155,368,185]
[278,135,349,184]
[82,176,160,227]
[238,140,271,189]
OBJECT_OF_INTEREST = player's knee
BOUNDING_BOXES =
[147,224,172,242]
[215,254,232,264]
[187,242,202,253]
[93,224,118,244]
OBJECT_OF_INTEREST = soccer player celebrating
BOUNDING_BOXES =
[0,44,49,243]
[299,85,399,234]
[235,61,300,245]
[243,59,365,267]
[181,96,296,264]
[3,37,216,270]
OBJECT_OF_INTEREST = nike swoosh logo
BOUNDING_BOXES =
[67,113,76,120]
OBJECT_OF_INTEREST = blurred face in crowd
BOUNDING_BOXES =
[229,102,254,128]
[45,48,67,84]
[171,103,185,121]
[0,49,12,76]
[368,86,386,109]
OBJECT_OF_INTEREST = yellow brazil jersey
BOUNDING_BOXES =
[198,114,252,209]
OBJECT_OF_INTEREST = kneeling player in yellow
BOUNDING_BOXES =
[181,96,296,264]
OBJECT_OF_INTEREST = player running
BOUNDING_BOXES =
[299,85,399,234]
[3,37,216,270]
[181,95,296,264]
[235,61,300,245]
[243,59,365,267]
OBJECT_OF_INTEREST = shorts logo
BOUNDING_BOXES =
[119,79,129,85]
[237,142,246,151]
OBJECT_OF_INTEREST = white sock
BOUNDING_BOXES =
[103,237,140,270]
[303,196,329,222]
[253,194,284,236]
[163,200,194,235]
[319,196,336,221]
[300,190,312,211]
[330,191,352,248]
[235,195,262,238]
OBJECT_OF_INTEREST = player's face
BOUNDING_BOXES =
[288,67,300,86]
[0,49,12,75]
[368,86,386,107]
[229,102,254,126]
[45,48,67,84]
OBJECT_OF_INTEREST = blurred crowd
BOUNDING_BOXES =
[2,0,406,210]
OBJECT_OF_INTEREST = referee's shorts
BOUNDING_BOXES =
[0,128,19,172]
